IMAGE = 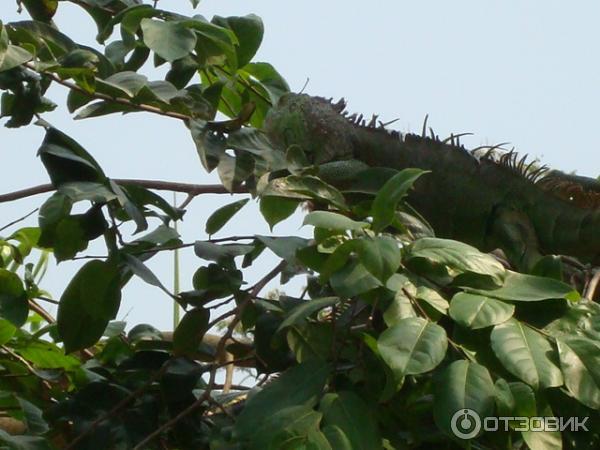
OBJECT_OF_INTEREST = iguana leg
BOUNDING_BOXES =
[488,205,543,272]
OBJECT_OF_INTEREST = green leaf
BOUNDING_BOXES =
[262,175,348,211]
[408,237,506,285]
[122,254,173,297]
[38,127,106,187]
[57,260,122,353]
[256,235,310,264]
[330,259,381,298]
[371,168,427,232]
[377,317,448,380]
[0,46,33,72]
[242,405,328,450]
[0,430,53,450]
[433,360,495,437]
[236,360,330,441]
[356,236,401,282]
[319,391,382,450]
[17,397,48,435]
[96,71,148,98]
[193,241,254,262]
[0,318,16,345]
[173,307,210,356]
[212,14,264,67]
[217,152,253,191]
[38,192,73,228]
[466,271,579,302]
[260,196,299,230]
[449,292,514,329]
[205,198,249,235]
[0,269,28,327]
[490,318,563,389]
[557,337,600,409]
[278,297,339,332]
[322,425,353,450]
[303,211,368,232]
[141,19,197,62]
[287,323,333,363]
[16,341,80,370]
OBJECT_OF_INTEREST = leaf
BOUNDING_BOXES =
[242,405,328,450]
[256,235,310,264]
[122,254,173,297]
[371,168,427,232]
[319,391,382,450]
[260,196,299,230]
[236,360,330,441]
[377,317,448,380]
[278,297,339,332]
[322,425,352,450]
[212,14,264,67]
[0,430,53,450]
[262,175,348,211]
[0,46,33,72]
[408,237,506,285]
[204,198,249,235]
[16,341,80,370]
[303,211,368,232]
[490,319,563,389]
[0,319,16,345]
[466,271,579,302]
[141,19,197,62]
[173,307,210,356]
[217,152,253,191]
[557,337,600,409]
[38,192,72,228]
[193,241,254,262]
[287,323,333,363]
[57,260,122,353]
[96,71,148,98]
[433,360,495,438]
[356,236,401,282]
[329,259,381,298]
[38,127,106,187]
[449,292,514,329]
[0,269,28,327]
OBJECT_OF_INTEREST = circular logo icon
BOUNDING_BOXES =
[450,408,481,439]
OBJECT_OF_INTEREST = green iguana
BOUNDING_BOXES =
[263,93,600,271]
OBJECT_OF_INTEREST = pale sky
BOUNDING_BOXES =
[1,1,599,331]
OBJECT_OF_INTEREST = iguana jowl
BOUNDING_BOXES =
[263,93,600,271]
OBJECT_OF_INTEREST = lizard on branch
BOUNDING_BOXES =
[263,93,600,272]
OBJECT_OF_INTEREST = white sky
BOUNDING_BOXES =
[1,1,599,331]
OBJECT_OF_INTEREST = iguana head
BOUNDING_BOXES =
[263,93,357,163]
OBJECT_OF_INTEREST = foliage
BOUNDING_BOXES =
[0,2,599,449]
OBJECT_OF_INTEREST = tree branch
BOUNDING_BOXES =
[25,63,192,121]
[0,179,248,204]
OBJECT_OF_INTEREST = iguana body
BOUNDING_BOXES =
[263,93,600,270]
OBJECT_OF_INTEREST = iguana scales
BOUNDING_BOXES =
[263,93,600,271]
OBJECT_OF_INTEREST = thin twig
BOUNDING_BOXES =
[248,260,286,297]
[34,296,59,305]
[0,345,52,390]
[28,300,56,323]
[0,179,248,204]
[585,269,600,300]
[0,208,38,233]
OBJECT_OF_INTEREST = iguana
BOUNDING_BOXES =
[263,93,600,271]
